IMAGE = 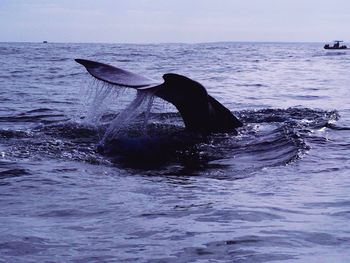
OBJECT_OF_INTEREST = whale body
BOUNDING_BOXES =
[75,59,243,133]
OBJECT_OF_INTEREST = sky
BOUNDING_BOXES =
[0,0,349,43]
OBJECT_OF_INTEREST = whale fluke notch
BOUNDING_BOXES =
[75,59,243,133]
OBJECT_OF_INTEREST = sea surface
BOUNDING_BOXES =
[0,42,349,262]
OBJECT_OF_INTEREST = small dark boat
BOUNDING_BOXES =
[324,40,348,50]
[43,41,48,44]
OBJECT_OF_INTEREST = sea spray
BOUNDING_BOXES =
[82,79,127,125]
[80,78,157,143]
[141,94,155,135]
[102,90,156,141]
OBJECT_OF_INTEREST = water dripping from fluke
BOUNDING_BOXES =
[74,59,339,172]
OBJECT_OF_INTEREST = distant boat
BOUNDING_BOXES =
[324,40,348,50]
[43,41,48,44]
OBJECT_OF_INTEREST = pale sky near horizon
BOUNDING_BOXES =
[0,0,349,43]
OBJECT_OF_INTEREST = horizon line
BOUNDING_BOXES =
[0,40,330,45]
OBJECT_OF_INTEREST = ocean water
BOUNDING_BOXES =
[0,42,349,262]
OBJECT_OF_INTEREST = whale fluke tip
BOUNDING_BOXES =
[75,58,96,68]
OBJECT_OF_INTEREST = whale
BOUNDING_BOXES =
[75,59,243,134]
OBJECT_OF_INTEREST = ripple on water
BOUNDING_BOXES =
[0,42,349,262]
[0,236,53,257]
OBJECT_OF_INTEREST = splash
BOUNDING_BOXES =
[81,78,156,142]
[81,79,127,124]
[102,90,155,141]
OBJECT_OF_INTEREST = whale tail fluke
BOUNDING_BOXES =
[75,59,242,133]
